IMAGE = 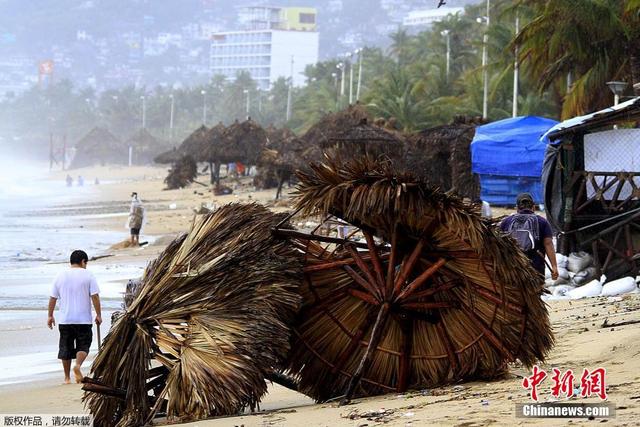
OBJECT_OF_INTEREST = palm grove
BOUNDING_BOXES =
[1,0,639,156]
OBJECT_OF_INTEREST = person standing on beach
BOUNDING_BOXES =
[127,192,145,246]
[47,250,102,384]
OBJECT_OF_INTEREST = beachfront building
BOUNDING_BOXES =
[209,6,319,90]
[402,7,464,27]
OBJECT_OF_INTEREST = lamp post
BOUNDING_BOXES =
[512,13,519,117]
[606,81,628,106]
[347,52,354,105]
[440,30,450,83]
[243,89,250,120]
[355,48,364,101]
[286,56,294,121]
[169,94,175,143]
[140,95,146,129]
[337,62,345,98]
[478,0,490,119]
[200,89,207,125]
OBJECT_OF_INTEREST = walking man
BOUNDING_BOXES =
[127,192,145,246]
[500,193,559,280]
[47,250,102,384]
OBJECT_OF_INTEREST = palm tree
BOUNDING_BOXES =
[514,0,640,117]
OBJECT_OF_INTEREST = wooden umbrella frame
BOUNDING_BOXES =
[272,208,523,405]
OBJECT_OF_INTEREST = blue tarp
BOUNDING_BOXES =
[471,116,558,177]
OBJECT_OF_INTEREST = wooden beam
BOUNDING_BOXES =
[395,258,446,302]
[393,239,425,296]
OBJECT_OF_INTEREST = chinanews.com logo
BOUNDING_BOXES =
[516,365,615,419]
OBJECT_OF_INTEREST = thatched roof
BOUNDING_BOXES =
[326,118,405,160]
[285,157,554,402]
[301,103,371,147]
[125,129,171,165]
[70,127,124,169]
[154,125,209,164]
[83,204,302,426]
[214,119,268,164]
[164,155,198,189]
[403,120,480,200]
[202,122,226,163]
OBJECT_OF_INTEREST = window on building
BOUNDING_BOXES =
[299,13,316,24]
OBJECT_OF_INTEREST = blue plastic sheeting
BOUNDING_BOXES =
[471,116,558,177]
[478,175,543,206]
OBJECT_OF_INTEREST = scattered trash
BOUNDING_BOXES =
[601,277,637,296]
[169,203,177,210]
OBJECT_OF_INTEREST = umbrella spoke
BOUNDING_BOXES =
[362,230,386,291]
[345,245,383,300]
[340,302,390,405]
[385,225,399,298]
[392,238,425,297]
[331,310,378,375]
[344,265,382,301]
[396,318,413,392]
[395,258,446,302]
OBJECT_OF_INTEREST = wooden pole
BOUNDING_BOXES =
[340,302,389,405]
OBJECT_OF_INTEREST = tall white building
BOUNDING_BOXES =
[209,7,319,90]
[403,7,464,27]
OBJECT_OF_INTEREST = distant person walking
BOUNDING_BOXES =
[500,193,559,279]
[77,175,84,187]
[47,250,101,384]
[127,192,145,246]
[66,174,73,187]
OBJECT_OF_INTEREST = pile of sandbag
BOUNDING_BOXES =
[544,251,639,300]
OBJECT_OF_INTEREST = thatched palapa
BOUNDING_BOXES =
[154,125,209,164]
[404,118,480,200]
[83,204,302,426]
[215,119,267,166]
[277,157,553,403]
[164,155,198,189]
[326,117,405,161]
[70,127,124,169]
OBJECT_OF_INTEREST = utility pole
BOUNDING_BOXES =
[169,94,175,143]
[512,13,519,117]
[244,89,250,120]
[356,48,364,101]
[348,53,354,105]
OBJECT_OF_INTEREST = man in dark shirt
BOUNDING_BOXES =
[500,193,559,279]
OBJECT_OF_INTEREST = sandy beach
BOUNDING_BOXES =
[1,164,639,426]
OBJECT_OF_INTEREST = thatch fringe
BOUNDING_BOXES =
[84,204,302,426]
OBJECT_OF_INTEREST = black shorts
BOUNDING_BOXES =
[130,228,140,236]
[58,324,92,359]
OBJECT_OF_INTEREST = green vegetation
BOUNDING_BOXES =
[1,1,638,157]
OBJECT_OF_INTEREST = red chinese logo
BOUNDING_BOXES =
[522,366,607,401]
[522,365,547,401]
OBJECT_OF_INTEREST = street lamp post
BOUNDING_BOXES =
[337,62,345,98]
[440,30,450,83]
[347,52,354,105]
[201,90,207,125]
[286,56,294,121]
[169,94,175,143]
[512,13,519,117]
[356,48,364,101]
[479,0,490,119]
[606,81,628,106]
[140,95,146,129]
[243,89,250,120]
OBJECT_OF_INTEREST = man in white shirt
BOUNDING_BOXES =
[47,250,102,384]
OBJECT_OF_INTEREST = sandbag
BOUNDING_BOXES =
[557,266,570,280]
[556,253,569,269]
[572,267,597,286]
[553,284,575,297]
[568,278,602,299]
[601,277,637,296]
[568,251,593,273]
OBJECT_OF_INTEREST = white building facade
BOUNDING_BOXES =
[210,7,319,90]
[209,29,319,90]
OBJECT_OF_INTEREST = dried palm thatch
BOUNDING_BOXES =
[83,203,302,426]
[215,119,268,165]
[70,127,124,169]
[276,157,553,403]
[202,122,227,184]
[326,118,405,161]
[125,129,171,165]
[301,103,370,148]
[254,126,296,191]
[154,125,209,164]
[403,119,479,200]
[164,155,198,189]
